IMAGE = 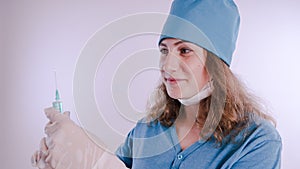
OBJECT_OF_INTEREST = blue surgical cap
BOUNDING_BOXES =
[159,0,240,66]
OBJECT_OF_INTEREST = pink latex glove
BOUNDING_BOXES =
[31,139,127,169]
[93,151,128,169]
[31,107,127,169]
[43,107,104,169]
[31,137,53,169]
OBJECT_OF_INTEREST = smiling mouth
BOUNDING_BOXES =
[164,77,184,84]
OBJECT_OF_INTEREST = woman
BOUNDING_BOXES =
[32,0,281,168]
[115,38,281,168]
[116,0,281,168]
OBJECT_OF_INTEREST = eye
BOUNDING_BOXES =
[160,48,169,55]
[180,48,192,54]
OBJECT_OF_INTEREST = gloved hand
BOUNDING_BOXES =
[93,151,128,169]
[31,137,53,169]
[41,107,104,169]
[31,139,127,169]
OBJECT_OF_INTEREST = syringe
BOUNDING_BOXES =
[52,71,63,112]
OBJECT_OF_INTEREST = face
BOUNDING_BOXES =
[159,38,210,99]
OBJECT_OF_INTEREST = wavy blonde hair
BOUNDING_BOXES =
[146,51,275,144]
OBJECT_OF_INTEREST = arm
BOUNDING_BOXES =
[93,151,128,169]
[231,140,282,169]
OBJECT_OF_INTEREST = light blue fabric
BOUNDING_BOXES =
[159,0,240,66]
[115,117,282,169]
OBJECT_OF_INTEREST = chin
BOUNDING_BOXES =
[166,89,182,100]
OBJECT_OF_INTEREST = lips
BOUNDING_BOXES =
[164,77,185,85]
[165,77,176,84]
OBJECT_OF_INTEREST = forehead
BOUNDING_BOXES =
[159,38,184,47]
[159,38,205,52]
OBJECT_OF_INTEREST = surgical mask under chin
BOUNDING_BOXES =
[178,80,214,106]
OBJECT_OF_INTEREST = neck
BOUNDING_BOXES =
[177,104,199,124]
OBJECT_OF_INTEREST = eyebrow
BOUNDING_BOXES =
[159,40,184,47]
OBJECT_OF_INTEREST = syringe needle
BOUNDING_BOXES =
[54,70,58,90]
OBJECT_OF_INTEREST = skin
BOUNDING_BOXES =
[159,38,210,150]
[159,38,209,100]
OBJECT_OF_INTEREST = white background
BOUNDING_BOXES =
[1,0,300,168]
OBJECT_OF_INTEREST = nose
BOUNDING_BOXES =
[161,52,180,73]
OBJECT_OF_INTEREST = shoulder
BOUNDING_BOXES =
[228,116,282,168]
[244,116,281,143]
[232,115,282,158]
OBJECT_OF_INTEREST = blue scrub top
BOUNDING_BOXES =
[115,116,281,169]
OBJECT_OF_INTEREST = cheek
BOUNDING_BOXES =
[159,55,167,65]
[184,61,203,76]
[189,65,208,86]
[159,59,163,68]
